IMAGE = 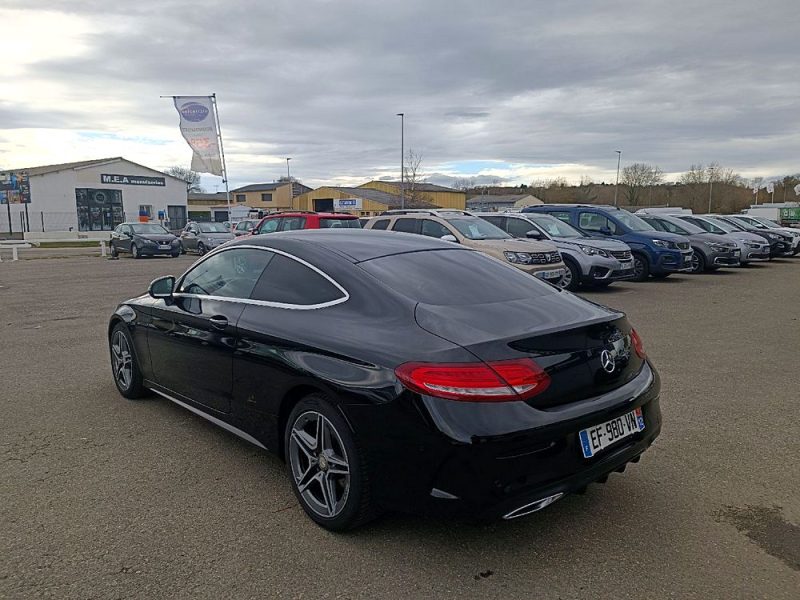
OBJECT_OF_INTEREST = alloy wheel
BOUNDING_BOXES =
[558,265,573,289]
[633,257,645,279]
[288,411,351,518]
[691,253,701,272]
[197,243,206,256]
[131,244,139,259]
[111,331,133,391]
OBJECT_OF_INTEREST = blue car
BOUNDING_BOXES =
[522,205,693,281]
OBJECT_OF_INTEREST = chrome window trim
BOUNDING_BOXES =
[174,244,350,311]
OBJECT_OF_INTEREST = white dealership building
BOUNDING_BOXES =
[0,157,188,237]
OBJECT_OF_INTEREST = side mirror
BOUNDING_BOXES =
[525,229,543,239]
[149,276,175,300]
[599,227,612,236]
[440,234,458,243]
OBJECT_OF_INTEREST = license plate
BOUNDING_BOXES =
[683,255,692,264]
[733,249,740,256]
[579,408,645,458]
[159,245,170,250]
[620,260,632,268]
[536,269,564,280]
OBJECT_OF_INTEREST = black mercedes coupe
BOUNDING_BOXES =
[108,229,662,530]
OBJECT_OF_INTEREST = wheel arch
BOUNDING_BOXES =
[277,383,347,460]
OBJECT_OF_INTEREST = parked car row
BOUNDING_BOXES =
[107,203,796,531]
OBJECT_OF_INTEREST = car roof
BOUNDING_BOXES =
[226,228,461,263]
[262,212,357,219]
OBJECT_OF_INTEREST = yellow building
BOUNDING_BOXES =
[358,181,466,210]
[293,186,438,216]
[229,181,312,211]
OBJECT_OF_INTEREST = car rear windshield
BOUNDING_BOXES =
[319,218,361,228]
[131,224,170,234]
[198,223,229,233]
[359,249,553,306]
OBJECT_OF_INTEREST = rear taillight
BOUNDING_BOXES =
[394,359,551,402]
[630,329,646,359]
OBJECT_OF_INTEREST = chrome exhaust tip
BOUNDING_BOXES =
[502,492,564,520]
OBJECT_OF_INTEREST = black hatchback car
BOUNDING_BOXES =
[108,230,662,530]
[110,222,181,258]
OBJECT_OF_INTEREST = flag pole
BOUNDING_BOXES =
[210,93,231,221]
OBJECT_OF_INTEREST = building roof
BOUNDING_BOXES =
[3,157,183,180]
[364,180,462,193]
[467,194,541,204]
[231,182,292,193]
[188,192,229,201]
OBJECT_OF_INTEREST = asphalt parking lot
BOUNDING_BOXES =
[1,251,798,599]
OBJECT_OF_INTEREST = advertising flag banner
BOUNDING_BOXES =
[766,182,774,194]
[794,183,800,196]
[173,96,223,176]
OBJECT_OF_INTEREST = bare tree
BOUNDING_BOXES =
[452,177,476,191]
[402,149,428,205]
[621,163,663,205]
[680,163,741,186]
[576,175,598,203]
[166,166,204,193]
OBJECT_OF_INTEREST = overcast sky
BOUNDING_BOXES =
[1,0,798,190]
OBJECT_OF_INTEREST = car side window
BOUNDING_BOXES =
[660,220,686,235]
[645,218,666,232]
[371,219,390,230]
[420,219,451,238]
[250,253,345,306]
[121,225,131,235]
[236,221,249,231]
[259,218,281,234]
[392,218,421,234]
[481,216,505,230]
[506,217,536,238]
[281,217,307,231]
[579,212,616,234]
[178,249,274,299]
[548,211,571,223]
[683,217,710,232]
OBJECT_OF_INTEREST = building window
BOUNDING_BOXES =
[75,188,123,231]
[261,193,272,202]
[235,194,246,202]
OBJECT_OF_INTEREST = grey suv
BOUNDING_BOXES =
[476,212,635,290]
[639,214,741,272]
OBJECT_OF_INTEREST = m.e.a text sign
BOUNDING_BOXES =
[101,174,166,187]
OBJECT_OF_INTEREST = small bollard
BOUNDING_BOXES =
[12,246,19,261]
[100,240,107,257]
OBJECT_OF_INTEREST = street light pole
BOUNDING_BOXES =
[286,157,291,180]
[614,150,622,207]
[397,113,404,209]
[708,178,713,213]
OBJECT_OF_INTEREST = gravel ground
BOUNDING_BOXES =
[1,252,798,599]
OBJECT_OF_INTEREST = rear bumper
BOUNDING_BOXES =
[347,362,662,521]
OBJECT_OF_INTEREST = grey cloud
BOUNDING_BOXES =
[2,0,799,186]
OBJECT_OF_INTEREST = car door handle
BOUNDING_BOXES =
[209,315,228,330]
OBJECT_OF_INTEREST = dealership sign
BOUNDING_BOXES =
[101,174,166,186]
[333,197,363,211]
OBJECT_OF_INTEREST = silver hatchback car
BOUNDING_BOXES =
[476,212,635,290]
[179,221,235,255]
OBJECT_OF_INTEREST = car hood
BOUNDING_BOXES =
[646,231,691,245]
[467,238,559,253]
[554,237,630,251]
[691,232,735,245]
[201,232,235,240]
[723,231,769,243]
[134,233,176,243]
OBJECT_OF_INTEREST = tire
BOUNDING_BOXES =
[284,394,376,531]
[690,250,706,273]
[109,323,146,399]
[131,244,140,259]
[559,258,581,291]
[171,251,180,258]
[179,242,186,255]
[591,281,613,288]
[197,242,206,256]
[110,244,118,258]
[652,272,670,279]
[631,253,650,281]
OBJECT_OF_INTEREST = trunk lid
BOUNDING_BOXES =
[414,292,644,408]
